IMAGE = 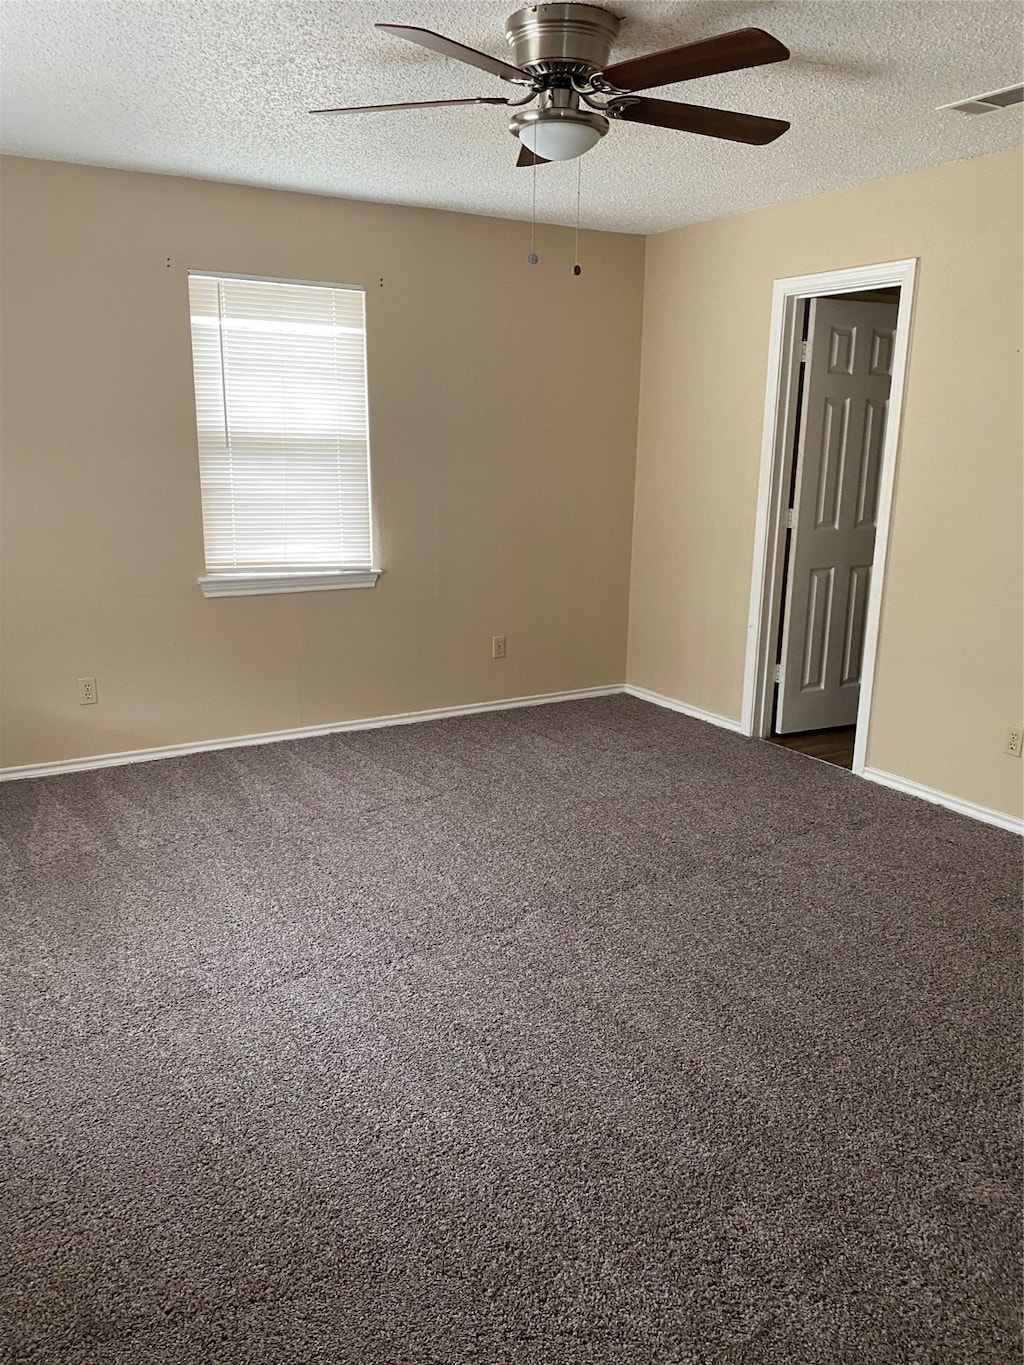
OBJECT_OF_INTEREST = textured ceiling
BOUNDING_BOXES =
[1,1,1022,233]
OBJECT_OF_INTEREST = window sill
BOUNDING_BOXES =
[199,569,380,598]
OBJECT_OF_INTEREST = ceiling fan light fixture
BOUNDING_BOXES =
[319,7,793,168]
[510,106,608,161]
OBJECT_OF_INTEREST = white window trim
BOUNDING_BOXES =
[188,270,377,598]
[199,569,380,598]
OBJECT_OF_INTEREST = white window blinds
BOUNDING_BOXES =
[188,273,373,575]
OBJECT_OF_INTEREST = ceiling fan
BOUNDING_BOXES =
[311,2,791,166]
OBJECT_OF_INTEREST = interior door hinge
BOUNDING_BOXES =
[774,664,783,683]
[786,507,795,529]
[801,339,809,362]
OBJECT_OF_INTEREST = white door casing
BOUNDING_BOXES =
[776,296,899,733]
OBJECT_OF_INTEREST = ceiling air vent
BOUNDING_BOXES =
[938,83,1024,116]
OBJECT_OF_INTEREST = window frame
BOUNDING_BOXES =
[187,270,380,599]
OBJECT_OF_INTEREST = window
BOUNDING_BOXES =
[187,272,378,597]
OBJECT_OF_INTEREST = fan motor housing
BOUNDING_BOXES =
[504,3,620,78]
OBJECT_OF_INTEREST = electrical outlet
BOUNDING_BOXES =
[492,636,506,660]
[78,676,98,705]
[1004,726,1023,757]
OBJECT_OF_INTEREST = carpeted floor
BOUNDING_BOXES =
[1,695,1020,1364]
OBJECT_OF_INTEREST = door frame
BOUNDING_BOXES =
[740,258,919,775]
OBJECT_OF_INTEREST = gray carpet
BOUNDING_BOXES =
[1,695,1020,1364]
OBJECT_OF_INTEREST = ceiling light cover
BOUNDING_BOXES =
[510,106,609,162]
[519,118,602,161]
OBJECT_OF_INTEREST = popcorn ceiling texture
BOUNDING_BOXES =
[1,696,1021,1362]
[0,0,1021,232]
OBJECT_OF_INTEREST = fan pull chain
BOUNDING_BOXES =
[528,158,539,265]
[572,157,582,276]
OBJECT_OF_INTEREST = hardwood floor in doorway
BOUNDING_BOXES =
[769,726,856,770]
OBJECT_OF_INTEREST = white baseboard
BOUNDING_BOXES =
[625,687,1021,833]
[0,685,623,783]
[4,687,1018,837]
[863,766,1024,835]
[623,683,745,734]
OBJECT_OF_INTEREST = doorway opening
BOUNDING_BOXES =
[741,260,918,777]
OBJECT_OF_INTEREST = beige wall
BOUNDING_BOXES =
[628,147,1024,820]
[0,157,644,767]
[3,151,1022,823]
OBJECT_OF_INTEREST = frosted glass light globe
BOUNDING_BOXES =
[518,118,603,162]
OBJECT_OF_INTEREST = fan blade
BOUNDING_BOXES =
[311,96,509,114]
[598,27,789,93]
[375,23,530,84]
[516,145,550,167]
[611,97,789,145]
